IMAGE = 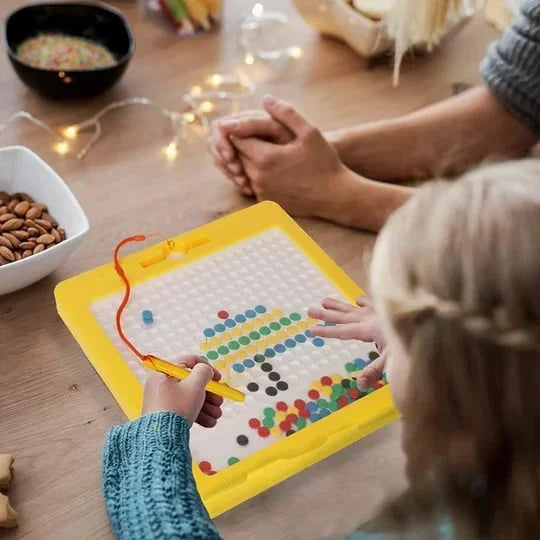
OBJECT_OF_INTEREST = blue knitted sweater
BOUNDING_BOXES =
[103,412,452,540]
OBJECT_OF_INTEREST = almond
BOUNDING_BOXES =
[0,254,9,266]
[51,228,61,243]
[0,246,15,262]
[22,250,33,259]
[14,251,21,261]
[14,201,30,217]
[0,236,13,249]
[27,227,39,237]
[26,206,42,220]
[2,233,20,248]
[0,213,15,223]
[34,202,48,212]
[19,241,36,250]
[12,230,29,240]
[34,223,48,235]
[0,192,10,204]
[24,219,35,228]
[0,207,7,217]
[34,219,52,231]
[1,218,23,231]
[33,244,45,254]
[7,200,18,212]
[57,227,66,240]
[41,213,57,226]
[37,234,55,245]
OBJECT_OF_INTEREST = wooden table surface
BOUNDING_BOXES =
[0,2,497,538]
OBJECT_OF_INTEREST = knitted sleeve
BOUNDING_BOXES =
[102,412,221,540]
[480,0,540,134]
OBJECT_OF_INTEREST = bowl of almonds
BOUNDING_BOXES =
[0,146,89,295]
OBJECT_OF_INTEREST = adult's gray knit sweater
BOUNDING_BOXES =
[481,0,540,135]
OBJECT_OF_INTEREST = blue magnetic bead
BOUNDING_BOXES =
[235,314,246,323]
[274,344,286,353]
[214,323,226,333]
[354,358,367,369]
[232,363,245,373]
[245,309,256,319]
[264,348,276,358]
[284,339,296,348]
[243,359,255,368]
[225,319,236,328]
[142,309,153,322]
[310,413,320,422]
[307,402,317,412]
[255,305,266,314]
[203,328,215,338]
[295,334,307,343]
[305,330,314,338]
[312,337,325,347]
[320,409,331,418]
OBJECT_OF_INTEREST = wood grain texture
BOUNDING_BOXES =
[0,1,497,538]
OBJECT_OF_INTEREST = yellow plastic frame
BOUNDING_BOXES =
[55,201,398,517]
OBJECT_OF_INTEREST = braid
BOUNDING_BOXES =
[390,290,540,352]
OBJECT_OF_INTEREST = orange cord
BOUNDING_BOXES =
[113,234,174,363]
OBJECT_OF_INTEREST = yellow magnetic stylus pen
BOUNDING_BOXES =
[143,355,246,403]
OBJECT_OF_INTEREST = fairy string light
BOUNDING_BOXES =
[0,73,256,160]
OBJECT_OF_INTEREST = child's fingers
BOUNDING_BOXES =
[310,323,361,340]
[201,402,222,419]
[196,411,219,428]
[356,356,385,388]
[205,391,223,406]
[178,355,207,370]
[355,296,373,308]
[320,297,357,313]
[308,306,359,324]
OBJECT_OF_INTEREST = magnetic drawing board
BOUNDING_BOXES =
[55,202,398,517]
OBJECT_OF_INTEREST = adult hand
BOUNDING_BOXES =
[143,355,223,427]
[228,95,353,219]
[308,296,387,387]
[208,110,294,196]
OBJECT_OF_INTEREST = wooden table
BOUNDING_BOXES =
[0,2,497,538]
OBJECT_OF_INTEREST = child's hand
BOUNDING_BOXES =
[308,297,387,387]
[142,355,223,428]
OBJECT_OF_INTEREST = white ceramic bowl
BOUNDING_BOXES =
[0,146,89,295]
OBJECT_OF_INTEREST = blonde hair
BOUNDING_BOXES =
[368,160,540,539]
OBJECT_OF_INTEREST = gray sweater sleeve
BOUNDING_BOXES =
[481,0,540,134]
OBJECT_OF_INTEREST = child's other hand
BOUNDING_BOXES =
[308,296,387,387]
[142,356,223,428]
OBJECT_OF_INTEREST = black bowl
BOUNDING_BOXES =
[4,2,135,99]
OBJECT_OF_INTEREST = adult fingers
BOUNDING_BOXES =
[263,94,314,138]
[221,116,293,144]
[230,135,274,161]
